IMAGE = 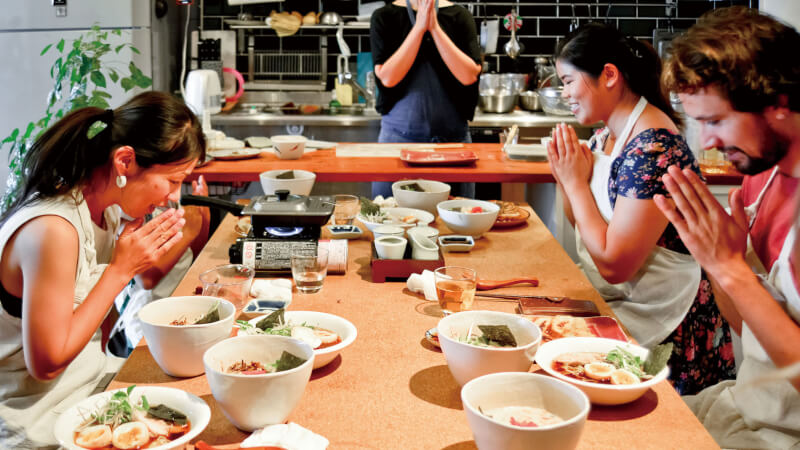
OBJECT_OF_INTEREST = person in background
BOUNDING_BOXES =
[546,22,735,395]
[652,6,800,447]
[370,0,481,198]
[105,175,210,358]
[0,91,205,448]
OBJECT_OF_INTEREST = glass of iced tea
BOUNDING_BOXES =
[434,266,477,315]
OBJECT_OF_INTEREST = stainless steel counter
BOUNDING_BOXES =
[210,108,584,128]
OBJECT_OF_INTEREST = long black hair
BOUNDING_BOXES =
[3,91,205,222]
[556,22,682,128]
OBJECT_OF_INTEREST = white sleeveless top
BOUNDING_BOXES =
[0,191,121,448]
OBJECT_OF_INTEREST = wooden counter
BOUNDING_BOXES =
[190,143,742,186]
[108,208,719,449]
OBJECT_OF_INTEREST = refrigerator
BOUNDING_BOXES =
[0,0,180,189]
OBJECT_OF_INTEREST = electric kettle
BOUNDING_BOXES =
[184,69,222,116]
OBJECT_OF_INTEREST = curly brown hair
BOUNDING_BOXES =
[663,6,800,113]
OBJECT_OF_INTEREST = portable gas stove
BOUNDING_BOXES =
[228,190,333,274]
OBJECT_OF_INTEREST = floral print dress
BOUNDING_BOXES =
[591,127,736,395]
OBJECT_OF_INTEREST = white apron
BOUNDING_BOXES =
[0,191,123,448]
[685,168,800,449]
[575,96,701,348]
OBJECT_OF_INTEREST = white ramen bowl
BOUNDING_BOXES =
[437,199,500,238]
[244,310,358,369]
[53,386,210,450]
[259,169,316,196]
[203,335,315,431]
[271,134,307,160]
[461,372,590,450]
[437,310,542,386]
[138,296,236,377]
[391,179,451,216]
[535,337,670,405]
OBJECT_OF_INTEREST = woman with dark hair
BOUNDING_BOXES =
[0,91,205,447]
[546,22,735,394]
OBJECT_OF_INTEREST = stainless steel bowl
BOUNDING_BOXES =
[518,91,541,111]
[319,12,342,25]
[537,87,572,116]
[478,90,518,113]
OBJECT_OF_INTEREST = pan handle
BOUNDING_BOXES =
[181,194,244,216]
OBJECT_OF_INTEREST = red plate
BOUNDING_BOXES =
[400,149,479,166]
[529,315,628,342]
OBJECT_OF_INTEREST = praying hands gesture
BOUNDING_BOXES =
[653,165,750,280]
[546,123,594,193]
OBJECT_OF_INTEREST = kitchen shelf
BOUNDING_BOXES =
[225,20,370,30]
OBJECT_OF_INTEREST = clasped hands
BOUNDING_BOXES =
[546,123,594,193]
[413,0,440,33]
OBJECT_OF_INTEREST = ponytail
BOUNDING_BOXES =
[557,22,683,128]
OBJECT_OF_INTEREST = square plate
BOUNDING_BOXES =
[528,315,628,342]
[400,149,478,166]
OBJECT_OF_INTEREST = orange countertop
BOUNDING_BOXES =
[108,208,720,450]
[190,143,742,186]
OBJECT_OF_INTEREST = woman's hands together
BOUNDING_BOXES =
[111,208,186,279]
[414,0,439,32]
[547,123,593,192]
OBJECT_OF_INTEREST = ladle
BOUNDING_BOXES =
[504,10,523,59]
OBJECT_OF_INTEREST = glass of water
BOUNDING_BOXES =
[291,247,329,294]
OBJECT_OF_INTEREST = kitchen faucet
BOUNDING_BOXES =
[337,54,375,108]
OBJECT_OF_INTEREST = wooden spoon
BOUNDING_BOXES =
[476,277,539,290]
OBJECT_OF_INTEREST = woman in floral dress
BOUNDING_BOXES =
[547,23,735,394]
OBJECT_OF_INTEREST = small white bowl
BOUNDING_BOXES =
[407,227,439,260]
[54,386,211,450]
[138,296,236,377]
[391,179,451,216]
[271,135,307,160]
[372,224,405,239]
[357,207,435,232]
[244,310,358,369]
[462,372,590,450]
[438,235,476,252]
[374,235,408,260]
[203,335,315,431]
[535,337,670,405]
[259,169,316,196]
[437,199,501,238]
[438,310,542,386]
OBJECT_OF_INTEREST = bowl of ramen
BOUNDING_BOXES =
[238,309,357,369]
[203,334,315,431]
[437,199,500,238]
[54,385,210,450]
[138,296,236,377]
[461,372,590,450]
[535,337,672,405]
[391,179,451,216]
[437,310,542,386]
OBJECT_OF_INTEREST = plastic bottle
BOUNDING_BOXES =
[329,90,341,115]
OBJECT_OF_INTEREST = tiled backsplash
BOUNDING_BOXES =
[199,0,756,89]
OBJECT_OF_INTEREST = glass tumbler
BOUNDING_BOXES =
[198,264,255,309]
[291,247,329,294]
[434,266,477,315]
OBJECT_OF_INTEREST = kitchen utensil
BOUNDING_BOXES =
[504,10,522,59]
[569,3,579,32]
[319,11,342,25]
[502,125,519,152]
[478,293,564,301]
[476,277,539,290]
[485,18,499,54]
[537,87,573,116]
[519,90,542,111]
[185,69,222,131]
[478,90,518,113]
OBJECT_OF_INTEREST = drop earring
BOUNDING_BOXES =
[776,112,787,120]
[116,175,127,188]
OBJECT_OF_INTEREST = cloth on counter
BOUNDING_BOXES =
[250,278,293,305]
[241,422,328,450]
[407,270,438,301]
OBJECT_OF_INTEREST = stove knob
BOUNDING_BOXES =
[275,189,290,201]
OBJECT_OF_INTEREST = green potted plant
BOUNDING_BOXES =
[0,24,152,212]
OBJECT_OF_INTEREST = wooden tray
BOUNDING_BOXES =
[370,243,445,282]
